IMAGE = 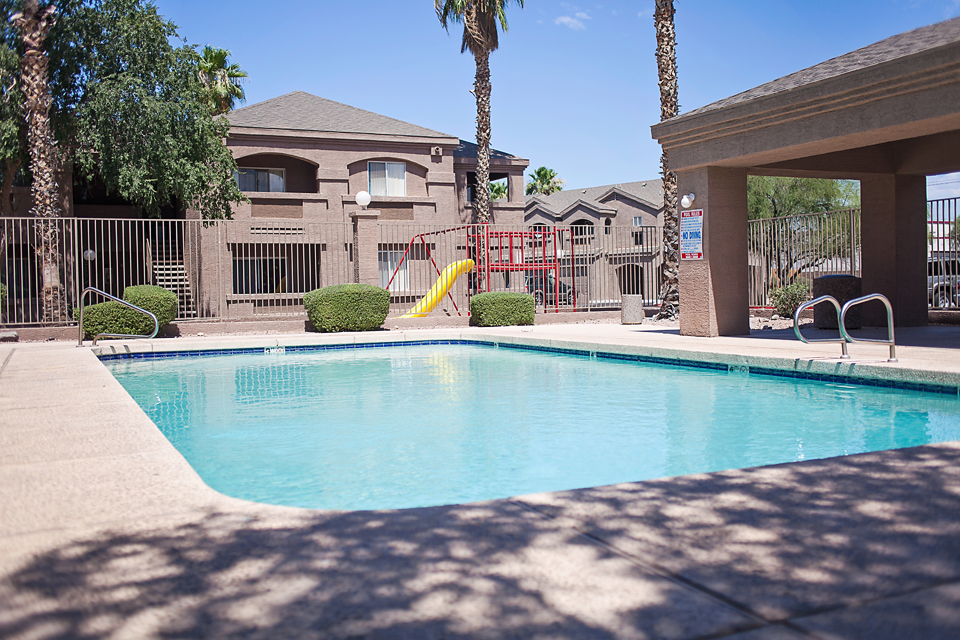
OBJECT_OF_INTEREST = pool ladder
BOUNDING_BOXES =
[793,293,897,362]
[77,287,160,347]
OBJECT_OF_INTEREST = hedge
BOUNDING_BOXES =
[304,284,389,332]
[469,292,535,327]
[769,282,810,319]
[80,285,178,339]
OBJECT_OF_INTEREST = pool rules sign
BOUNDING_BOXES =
[680,209,703,260]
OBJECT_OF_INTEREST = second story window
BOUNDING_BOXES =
[368,161,405,196]
[237,168,285,192]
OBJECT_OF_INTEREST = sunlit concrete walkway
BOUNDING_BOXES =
[2,325,960,639]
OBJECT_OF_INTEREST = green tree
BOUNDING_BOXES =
[1,0,244,221]
[747,177,861,289]
[653,0,679,320]
[747,176,859,219]
[196,44,247,115]
[489,178,507,200]
[435,0,523,224]
[524,166,564,196]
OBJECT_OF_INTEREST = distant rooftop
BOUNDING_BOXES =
[526,180,663,215]
[679,16,960,119]
[226,91,454,138]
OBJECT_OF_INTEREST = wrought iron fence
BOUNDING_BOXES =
[377,223,662,317]
[927,197,959,309]
[748,209,861,307]
[0,217,353,326]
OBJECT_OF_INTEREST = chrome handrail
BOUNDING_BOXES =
[840,293,898,362]
[793,295,850,359]
[77,287,159,347]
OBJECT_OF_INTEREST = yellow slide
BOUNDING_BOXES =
[400,259,475,318]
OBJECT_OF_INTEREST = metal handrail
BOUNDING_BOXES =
[77,287,159,347]
[840,293,898,362]
[793,295,850,359]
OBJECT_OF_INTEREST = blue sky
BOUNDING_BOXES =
[154,0,960,197]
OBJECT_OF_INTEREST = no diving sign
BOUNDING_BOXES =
[680,209,703,260]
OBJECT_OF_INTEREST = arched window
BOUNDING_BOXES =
[604,218,612,234]
[571,219,594,245]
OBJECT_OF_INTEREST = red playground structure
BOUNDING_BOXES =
[386,224,576,316]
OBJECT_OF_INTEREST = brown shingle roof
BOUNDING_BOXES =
[680,16,960,119]
[525,180,663,216]
[226,91,454,138]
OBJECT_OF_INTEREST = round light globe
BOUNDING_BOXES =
[356,191,372,209]
[82,249,96,262]
[680,193,695,209]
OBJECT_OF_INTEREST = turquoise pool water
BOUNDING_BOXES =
[105,344,960,511]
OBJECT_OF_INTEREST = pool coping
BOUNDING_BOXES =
[5,326,960,639]
[93,329,960,396]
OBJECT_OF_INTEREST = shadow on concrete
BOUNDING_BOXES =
[0,500,756,639]
[746,324,960,348]
[517,442,960,631]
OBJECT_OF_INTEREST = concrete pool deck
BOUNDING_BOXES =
[2,323,960,639]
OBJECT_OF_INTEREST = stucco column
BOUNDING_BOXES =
[351,210,380,286]
[677,167,750,337]
[860,175,927,326]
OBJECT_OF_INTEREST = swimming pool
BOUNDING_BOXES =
[104,342,960,511]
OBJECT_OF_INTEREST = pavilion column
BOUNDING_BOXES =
[677,167,750,337]
[860,175,927,327]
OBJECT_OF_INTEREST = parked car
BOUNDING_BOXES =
[525,271,575,307]
[928,253,960,308]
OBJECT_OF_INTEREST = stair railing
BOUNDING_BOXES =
[839,294,898,362]
[793,295,850,359]
[77,287,159,347]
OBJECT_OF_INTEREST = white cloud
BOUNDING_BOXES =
[555,15,586,30]
[575,11,592,20]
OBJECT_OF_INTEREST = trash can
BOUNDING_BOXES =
[621,295,645,325]
[812,275,862,329]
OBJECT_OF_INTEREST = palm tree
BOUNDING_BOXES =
[525,166,565,196]
[196,45,248,115]
[489,179,507,200]
[435,0,523,224]
[653,0,679,320]
[12,0,65,322]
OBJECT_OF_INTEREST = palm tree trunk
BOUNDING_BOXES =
[473,48,491,225]
[654,0,679,320]
[14,1,65,323]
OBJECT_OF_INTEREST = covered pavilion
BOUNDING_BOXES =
[652,17,960,336]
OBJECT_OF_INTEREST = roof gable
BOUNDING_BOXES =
[226,91,453,139]
[525,180,663,217]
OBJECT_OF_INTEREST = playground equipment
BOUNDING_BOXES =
[386,224,574,317]
[400,259,475,318]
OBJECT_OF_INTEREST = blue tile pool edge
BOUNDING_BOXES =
[96,338,960,397]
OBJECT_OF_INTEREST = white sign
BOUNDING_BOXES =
[680,209,703,260]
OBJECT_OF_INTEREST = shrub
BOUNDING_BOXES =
[0,282,6,305]
[769,282,810,318]
[304,284,389,332]
[80,285,177,339]
[469,292,535,327]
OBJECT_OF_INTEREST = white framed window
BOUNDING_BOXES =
[379,250,408,291]
[633,216,643,226]
[368,161,405,196]
[236,168,285,192]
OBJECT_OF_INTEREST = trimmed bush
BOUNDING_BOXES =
[80,285,177,339]
[469,292,534,327]
[769,282,810,319]
[304,284,389,332]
